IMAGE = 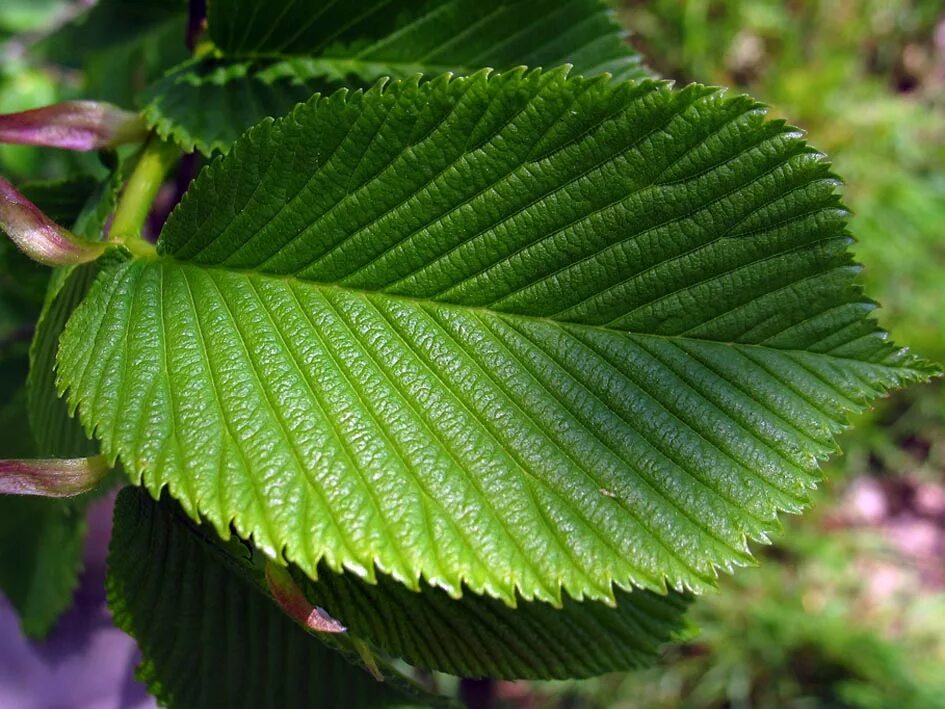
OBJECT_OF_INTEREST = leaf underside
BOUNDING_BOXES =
[59,69,934,608]
[144,0,648,154]
[108,487,425,709]
[298,562,691,679]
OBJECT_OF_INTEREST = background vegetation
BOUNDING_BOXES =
[0,1,943,707]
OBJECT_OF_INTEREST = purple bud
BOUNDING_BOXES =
[0,456,109,498]
[264,561,347,633]
[0,101,147,151]
[0,176,106,266]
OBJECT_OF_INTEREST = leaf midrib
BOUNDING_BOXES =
[147,252,922,374]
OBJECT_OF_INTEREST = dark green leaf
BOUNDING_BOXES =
[0,495,88,638]
[209,0,646,81]
[145,0,647,153]
[26,165,126,456]
[28,263,100,457]
[0,175,109,636]
[0,177,98,342]
[109,487,446,708]
[300,563,691,679]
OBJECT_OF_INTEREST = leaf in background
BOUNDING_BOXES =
[109,487,448,709]
[0,234,45,342]
[0,495,88,638]
[28,263,101,457]
[15,176,100,227]
[142,59,339,155]
[0,341,32,458]
[143,0,647,154]
[59,70,936,609]
[298,563,691,679]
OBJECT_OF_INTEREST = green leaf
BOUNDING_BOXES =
[298,563,691,679]
[144,0,647,154]
[28,263,101,456]
[208,0,645,80]
[109,486,446,708]
[141,59,337,155]
[19,177,101,227]
[59,70,936,608]
[0,340,33,457]
[0,238,44,342]
[39,0,185,63]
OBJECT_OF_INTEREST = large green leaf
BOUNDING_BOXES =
[59,70,935,608]
[144,0,647,154]
[109,487,444,708]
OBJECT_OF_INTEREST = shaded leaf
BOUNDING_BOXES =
[109,486,448,709]
[144,0,647,153]
[0,495,88,637]
[28,263,101,456]
[0,177,97,342]
[27,161,128,456]
[0,176,110,636]
[295,562,691,679]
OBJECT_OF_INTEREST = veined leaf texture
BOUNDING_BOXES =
[58,69,934,608]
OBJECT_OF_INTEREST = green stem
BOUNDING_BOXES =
[109,135,179,257]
